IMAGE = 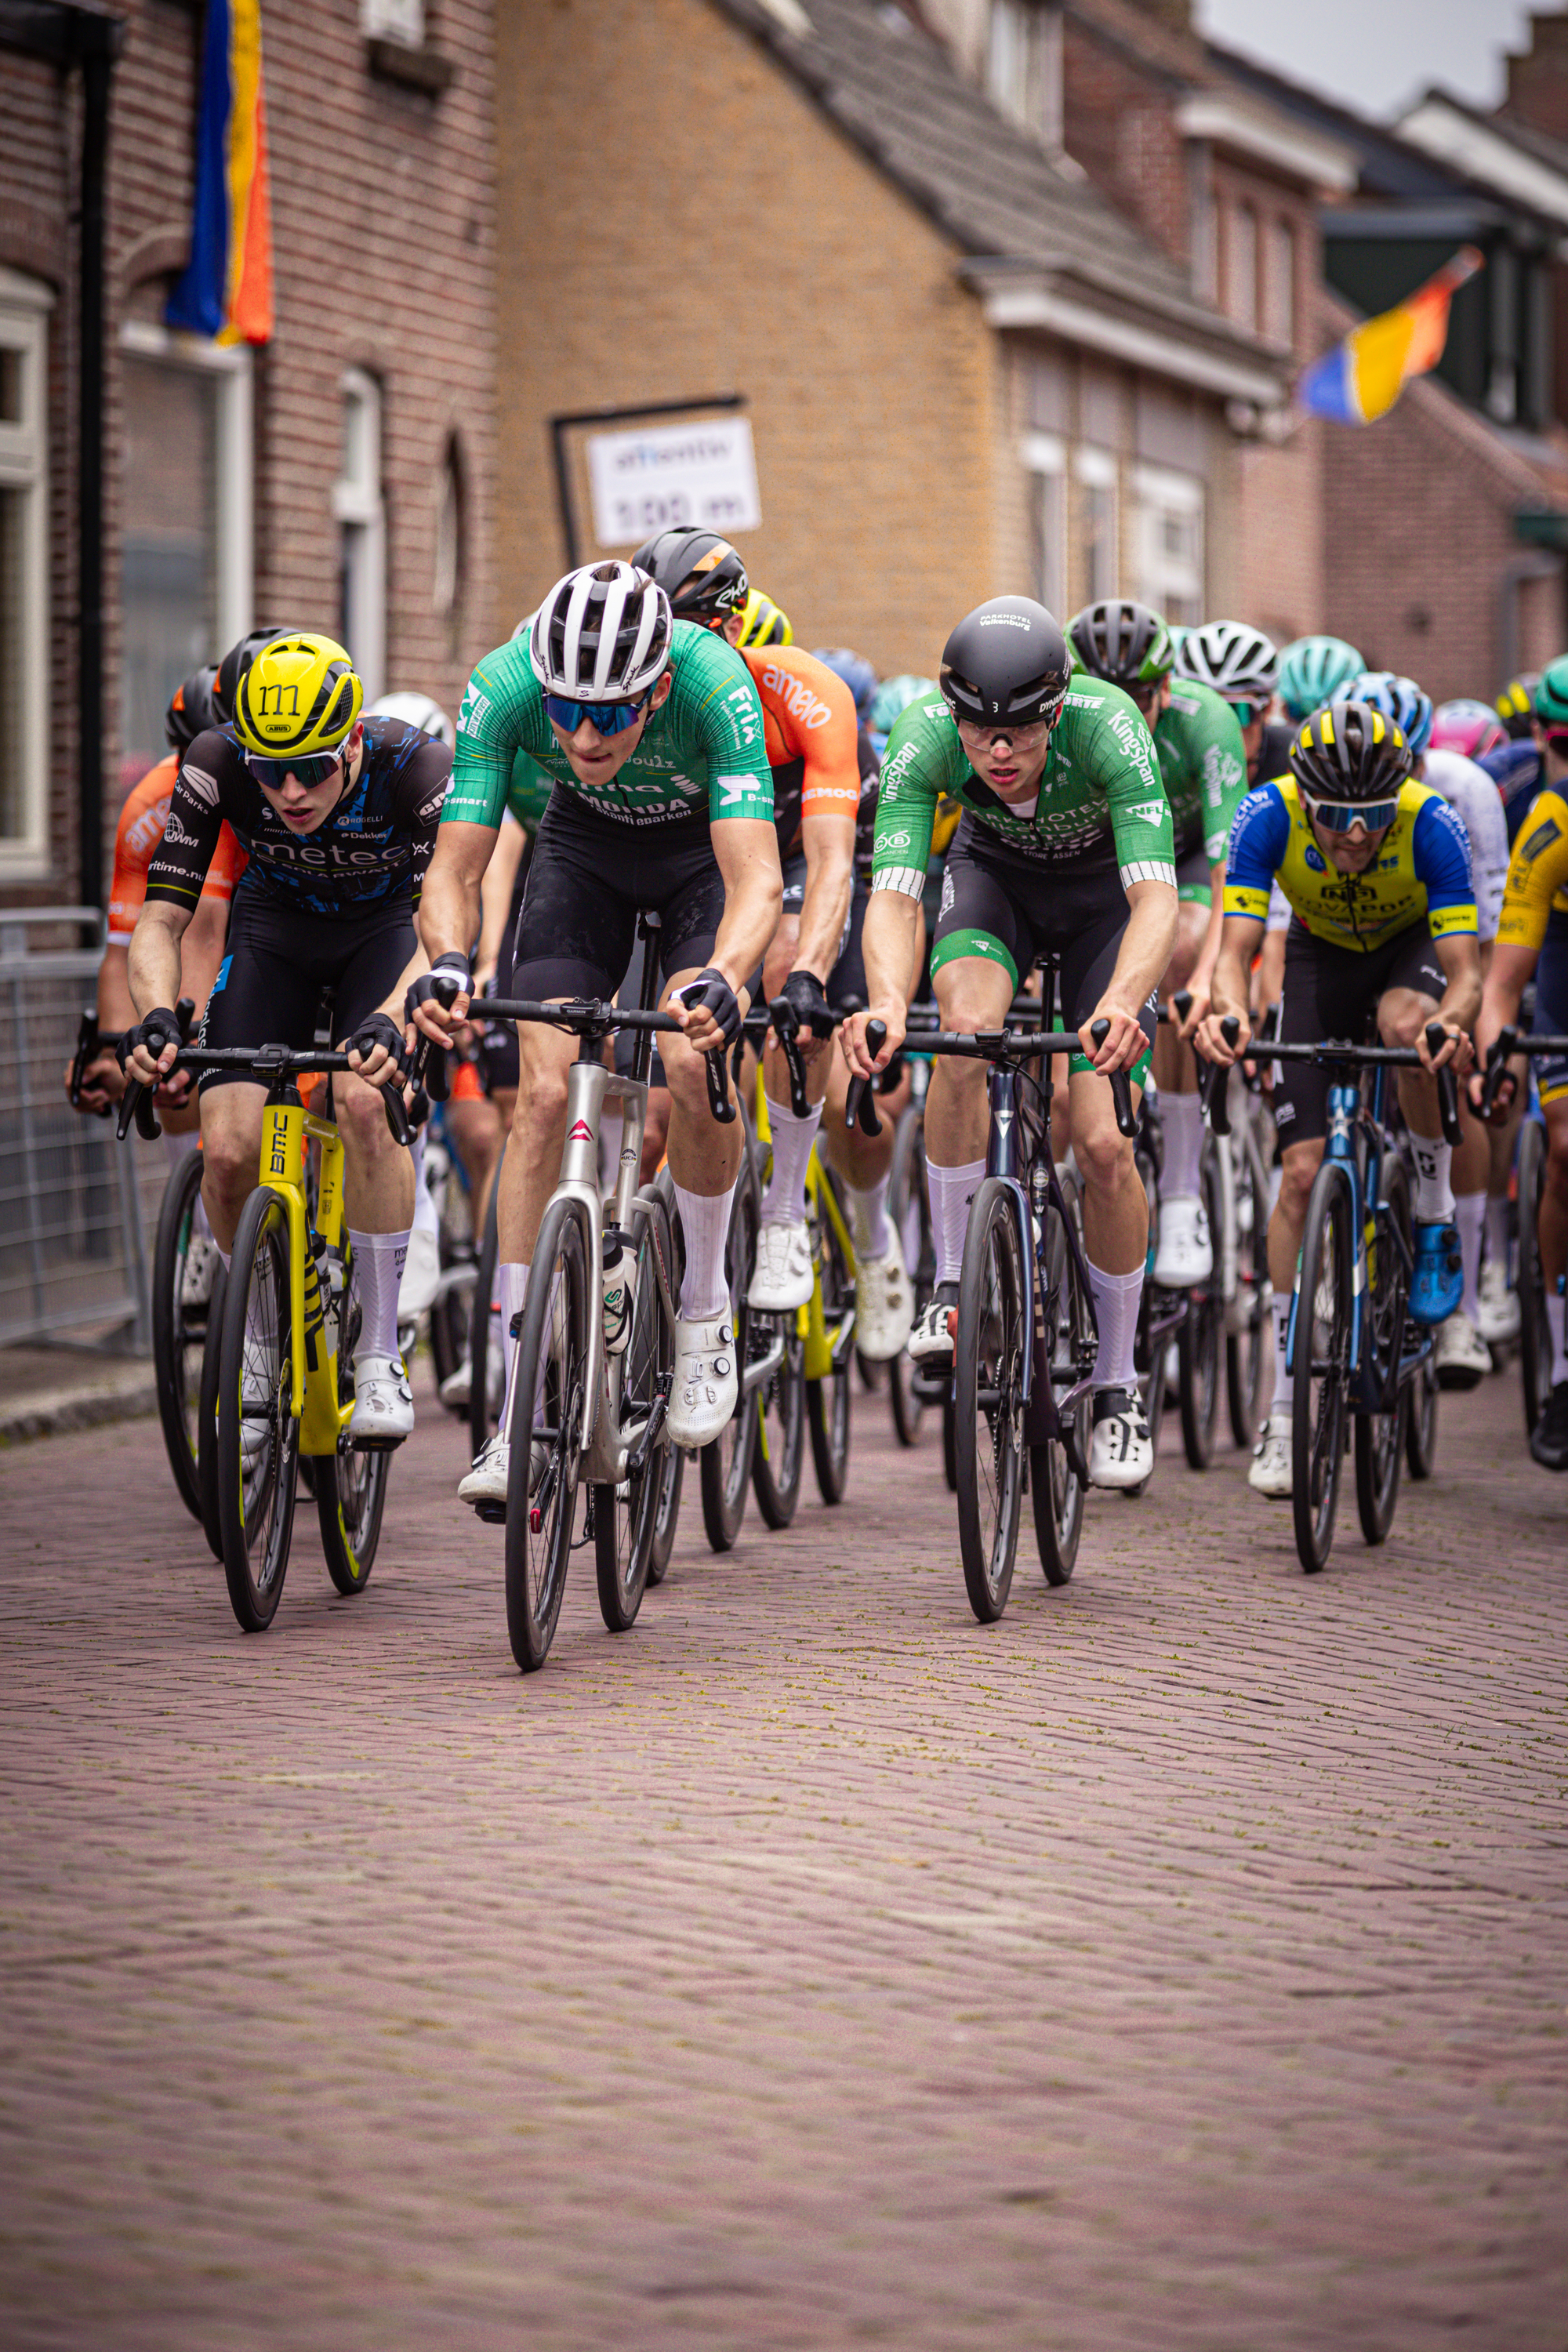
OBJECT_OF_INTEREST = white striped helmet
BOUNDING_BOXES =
[529,562,673,702]
[1174,619,1278,707]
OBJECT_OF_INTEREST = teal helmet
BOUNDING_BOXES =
[1533,656,1568,727]
[1277,634,1366,723]
[869,673,938,750]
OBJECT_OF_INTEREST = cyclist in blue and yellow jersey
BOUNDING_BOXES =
[411,561,782,1504]
[843,597,1179,1490]
[1198,699,1480,1498]
[123,631,449,1446]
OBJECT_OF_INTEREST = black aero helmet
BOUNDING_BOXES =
[631,528,749,626]
[165,663,220,751]
[1067,599,1172,691]
[940,596,1072,728]
[214,626,289,724]
[1288,698,1412,803]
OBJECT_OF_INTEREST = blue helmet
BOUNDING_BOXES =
[1350,670,1432,758]
[811,646,878,719]
[1277,634,1366,722]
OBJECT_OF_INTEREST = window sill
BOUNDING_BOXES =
[365,37,456,96]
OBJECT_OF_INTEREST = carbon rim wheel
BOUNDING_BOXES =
[316,1259,388,1594]
[1032,1177,1091,1587]
[1226,1131,1272,1449]
[151,1145,207,1520]
[699,1175,759,1553]
[1518,1120,1554,1435]
[954,1178,1026,1622]
[197,1265,227,1562]
[1355,1157,1410,1545]
[752,1318,807,1527]
[1292,1165,1353,1573]
[1178,1148,1225,1469]
[1127,1145,1166,1495]
[807,1179,853,1507]
[504,1201,587,1672]
[470,1158,503,1459]
[594,1199,673,1632]
[216,1189,299,1632]
[888,1108,931,1447]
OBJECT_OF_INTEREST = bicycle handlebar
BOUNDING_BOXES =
[765,996,811,1120]
[847,1017,1139,1140]
[843,1019,889,1136]
[1476,1025,1568,1117]
[1204,1017,1242,1137]
[117,1039,412,1148]
[1424,1022,1464,1149]
[476,993,735,1124]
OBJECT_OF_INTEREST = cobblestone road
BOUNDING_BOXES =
[2,1361,1565,2350]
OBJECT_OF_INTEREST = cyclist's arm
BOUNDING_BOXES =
[843,890,920,1075]
[1424,931,1481,1070]
[1198,787,1285,1062]
[124,900,191,1083]
[787,659,861,983]
[475,812,528,984]
[666,816,782,1053]
[1199,911,1264,1063]
[414,817,495,1040]
[795,805,856,984]
[1083,876,1178,1074]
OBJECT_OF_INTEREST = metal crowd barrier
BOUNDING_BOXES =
[0,908,158,1352]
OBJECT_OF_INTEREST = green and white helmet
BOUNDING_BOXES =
[1276,633,1366,722]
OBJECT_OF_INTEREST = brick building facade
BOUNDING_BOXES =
[0,0,495,910]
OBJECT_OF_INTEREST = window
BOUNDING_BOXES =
[1265,218,1295,349]
[1075,445,1117,606]
[336,368,386,702]
[118,319,253,795]
[1227,201,1258,334]
[1133,464,1204,626]
[987,2,1062,151]
[0,270,51,877]
[1021,432,1065,617]
[361,0,423,40]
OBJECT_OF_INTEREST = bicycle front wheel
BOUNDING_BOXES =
[1356,1155,1410,1544]
[469,1155,503,1458]
[1291,1163,1354,1574]
[1518,1118,1554,1436]
[216,1188,299,1631]
[954,1178,1027,1622]
[197,1265,226,1562]
[1178,1145,1225,1470]
[1032,1171,1090,1588]
[699,1171,760,1552]
[1225,1124,1272,1448]
[753,1319,807,1527]
[594,1194,674,1633]
[807,1174,854,1506]
[151,1145,208,1520]
[505,1200,589,1671]
[1128,1142,1166,1494]
[887,1105,931,1447]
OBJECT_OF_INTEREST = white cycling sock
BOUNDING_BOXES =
[499,1259,529,1429]
[1410,1135,1455,1222]
[848,1170,893,1261]
[410,1132,437,1239]
[927,1157,985,1287]
[191,1188,212,1244]
[761,1097,822,1227]
[673,1178,738,1321]
[1485,1192,1510,1276]
[1270,1291,1294,1411]
[600,1107,624,1192]
[1087,1260,1143,1392]
[1160,1088,1203,1202]
[349,1230,408,1360]
[1548,1287,1568,1385]
[1454,1192,1486,1320]
[216,1246,231,1274]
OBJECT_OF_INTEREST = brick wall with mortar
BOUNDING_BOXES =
[0,0,495,907]
[492,0,998,681]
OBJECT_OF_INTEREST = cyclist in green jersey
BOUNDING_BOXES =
[1067,601,1249,1286]
[411,561,782,1503]
[842,596,1178,1488]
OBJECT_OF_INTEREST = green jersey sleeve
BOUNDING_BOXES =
[1157,681,1249,866]
[1079,684,1176,887]
[870,694,964,897]
[658,625,774,822]
[444,638,542,829]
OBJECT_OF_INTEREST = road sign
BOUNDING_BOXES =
[586,415,761,549]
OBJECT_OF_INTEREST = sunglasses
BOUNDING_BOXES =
[543,691,649,737]
[1542,725,1568,755]
[1229,699,1260,729]
[243,746,347,791]
[1302,793,1399,834]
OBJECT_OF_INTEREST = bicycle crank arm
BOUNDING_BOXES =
[625,1377,673,1478]
[740,1330,787,1396]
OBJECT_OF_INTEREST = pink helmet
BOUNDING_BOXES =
[1430,698,1507,760]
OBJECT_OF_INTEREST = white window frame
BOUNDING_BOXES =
[1021,431,1065,617]
[335,367,386,703]
[0,268,54,880]
[361,0,424,42]
[119,318,254,655]
[987,2,1063,152]
[1133,463,1204,622]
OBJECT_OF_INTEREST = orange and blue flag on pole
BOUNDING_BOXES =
[1298,247,1482,425]
[166,0,274,343]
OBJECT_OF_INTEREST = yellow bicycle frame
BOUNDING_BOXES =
[752,1074,855,1383]
[257,1092,355,1457]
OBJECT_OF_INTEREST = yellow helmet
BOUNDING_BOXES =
[233,632,363,759]
[735,590,793,650]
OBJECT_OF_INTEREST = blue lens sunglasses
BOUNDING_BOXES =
[242,745,348,791]
[1301,791,1400,834]
[543,691,649,737]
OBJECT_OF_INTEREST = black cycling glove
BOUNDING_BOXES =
[405,950,472,1025]
[678,967,743,1047]
[346,1011,409,1078]
[118,1005,183,1073]
[776,967,835,1040]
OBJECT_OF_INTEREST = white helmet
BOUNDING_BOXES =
[366,691,455,747]
[1174,620,1278,709]
[529,561,673,702]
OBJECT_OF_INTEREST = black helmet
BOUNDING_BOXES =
[1288,699,1412,803]
[1067,599,1173,691]
[164,663,220,751]
[1496,672,1540,739]
[630,528,749,626]
[940,597,1071,729]
[214,626,288,724]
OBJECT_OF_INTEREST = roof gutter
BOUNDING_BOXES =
[960,263,1287,406]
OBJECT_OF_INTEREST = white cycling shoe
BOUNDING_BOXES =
[1248,1410,1293,1497]
[1476,1257,1521,1345]
[457,1431,546,1508]
[1153,1194,1214,1287]
[668,1313,739,1449]
[350,1351,414,1446]
[856,1237,913,1360]
[1433,1308,1491,1390]
[907,1283,960,1365]
[398,1228,440,1319]
[181,1232,220,1311]
[1087,1386,1152,1488]
[750,1219,814,1312]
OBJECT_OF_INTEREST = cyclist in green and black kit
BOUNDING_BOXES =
[841,596,1178,1488]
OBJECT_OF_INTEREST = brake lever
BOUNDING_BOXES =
[1090,1018,1138,1140]
[1172,987,1192,1029]
[768,998,811,1119]
[1479,1025,1518,1120]
[117,1076,162,1142]
[382,1081,412,1148]
[1425,1019,1464,1148]
[844,1018,887,1137]
[706,1046,735,1123]
[1207,1014,1241,1138]
[410,971,460,1103]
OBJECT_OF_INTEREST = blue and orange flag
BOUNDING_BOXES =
[166,0,274,343]
[1298,247,1482,425]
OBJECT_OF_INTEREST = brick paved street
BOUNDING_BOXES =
[2,1363,1565,2350]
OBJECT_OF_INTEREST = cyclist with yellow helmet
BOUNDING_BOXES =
[124,631,454,1444]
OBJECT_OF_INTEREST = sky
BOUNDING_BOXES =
[1193,0,1545,124]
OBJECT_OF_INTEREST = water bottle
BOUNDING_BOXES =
[601,1229,633,1354]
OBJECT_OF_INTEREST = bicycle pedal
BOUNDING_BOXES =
[350,1433,405,1454]
[472,1499,506,1525]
